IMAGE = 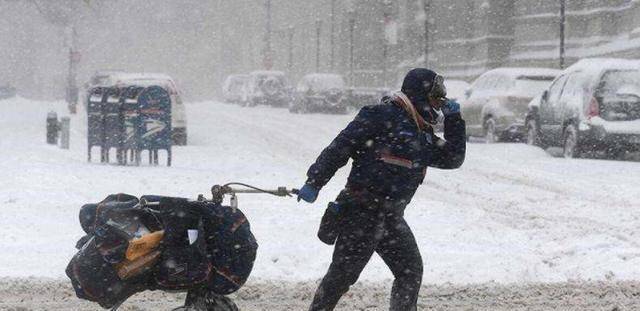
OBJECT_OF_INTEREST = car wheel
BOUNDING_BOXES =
[288,102,300,113]
[563,124,581,158]
[484,118,498,144]
[246,98,258,107]
[299,100,310,114]
[607,148,626,160]
[526,119,541,147]
[175,290,239,311]
[172,128,187,146]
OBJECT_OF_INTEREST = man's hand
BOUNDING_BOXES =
[297,184,319,203]
[441,100,460,117]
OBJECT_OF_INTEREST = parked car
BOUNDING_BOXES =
[89,72,188,146]
[222,74,249,105]
[246,70,292,107]
[0,84,16,100]
[525,58,640,158]
[462,67,560,142]
[346,86,391,109]
[290,73,348,114]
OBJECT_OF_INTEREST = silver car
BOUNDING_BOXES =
[462,68,560,142]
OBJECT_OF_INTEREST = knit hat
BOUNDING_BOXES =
[400,68,446,123]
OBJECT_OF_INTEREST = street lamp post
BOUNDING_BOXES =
[382,0,392,88]
[349,10,356,86]
[66,25,79,114]
[330,0,336,72]
[316,18,323,72]
[423,0,430,68]
[559,0,566,69]
[264,0,273,69]
[288,25,294,73]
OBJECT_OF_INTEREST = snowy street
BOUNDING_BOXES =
[1,98,640,287]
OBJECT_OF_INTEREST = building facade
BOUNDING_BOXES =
[339,0,640,86]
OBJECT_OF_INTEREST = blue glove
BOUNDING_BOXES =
[441,100,460,116]
[297,184,319,203]
[328,201,342,213]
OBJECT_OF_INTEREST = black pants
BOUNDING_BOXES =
[309,204,423,311]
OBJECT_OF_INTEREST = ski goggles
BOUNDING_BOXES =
[426,74,447,109]
[430,75,447,100]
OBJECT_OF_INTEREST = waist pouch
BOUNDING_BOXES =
[318,201,343,245]
[317,188,389,245]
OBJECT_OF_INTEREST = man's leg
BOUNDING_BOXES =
[309,207,384,311]
[375,216,423,311]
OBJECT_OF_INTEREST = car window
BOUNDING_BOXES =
[495,75,512,91]
[560,72,589,101]
[547,74,569,103]
[484,75,497,90]
[598,70,640,97]
[472,74,488,90]
[297,78,311,93]
[470,74,495,98]
[513,76,555,98]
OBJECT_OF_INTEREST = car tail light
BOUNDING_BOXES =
[587,96,600,119]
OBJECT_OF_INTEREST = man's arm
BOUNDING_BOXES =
[305,106,381,190]
[429,112,466,169]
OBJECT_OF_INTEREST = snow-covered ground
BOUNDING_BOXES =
[1,97,640,285]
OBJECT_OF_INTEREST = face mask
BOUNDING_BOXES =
[416,104,439,125]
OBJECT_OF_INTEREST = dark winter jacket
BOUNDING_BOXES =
[305,101,466,206]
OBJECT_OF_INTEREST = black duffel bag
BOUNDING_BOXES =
[66,193,258,309]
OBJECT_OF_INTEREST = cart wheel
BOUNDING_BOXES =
[177,288,239,311]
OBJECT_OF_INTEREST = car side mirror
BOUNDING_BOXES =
[541,90,548,102]
[464,88,472,99]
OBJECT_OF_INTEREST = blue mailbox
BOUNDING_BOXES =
[103,87,124,164]
[86,84,172,166]
[137,85,172,166]
[121,86,144,165]
[87,87,107,163]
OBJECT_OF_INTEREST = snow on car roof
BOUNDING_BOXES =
[299,73,345,90]
[96,73,179,93]
[249,70,285,76]
[223,74,249,86]
[470,68,560,98]
[564,58,640,74]
[111,73,175,82]
[303,73,343,80]
[226,74,249,79]
[482,67,562,79]
[91,72,176,86]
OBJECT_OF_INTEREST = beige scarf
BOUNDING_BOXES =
[393,92,429,132]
